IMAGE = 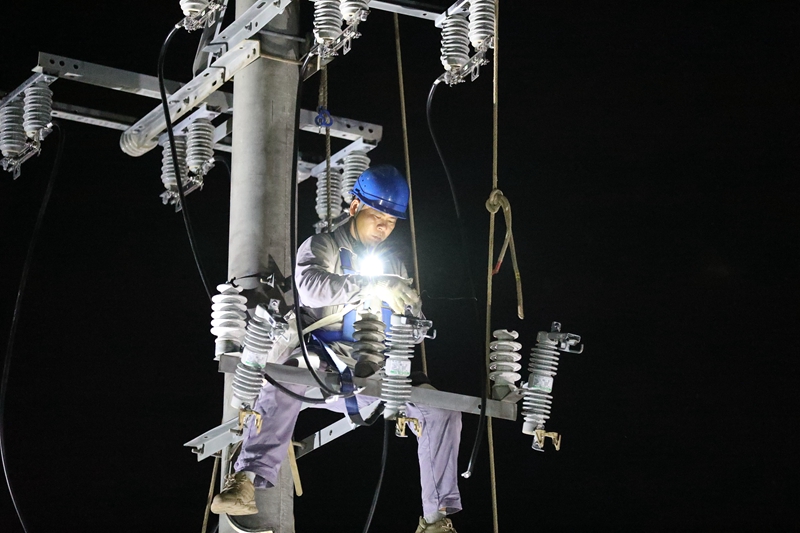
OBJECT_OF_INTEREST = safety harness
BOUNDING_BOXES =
[305,247,392,426]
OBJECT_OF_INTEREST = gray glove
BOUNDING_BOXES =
[359,274,420,315]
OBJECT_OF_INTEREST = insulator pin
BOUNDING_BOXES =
[23,82,53,140]
[232,361,264,408]
[521,322,583,452]
[382,315,414,420]
[313,0,343,45]
[468,0,495,51]
[488,329,522,394]
[440,13,470,72]
[160,136,188,204]
[0,98,26,158]
[232,305,278,409]
[210,283,247,357]
[341,0,370,23]
[186,118,215,174]
[340,151,370,204]
[352,310,386,370]
[180,0,210,16]
[241,305,275,369]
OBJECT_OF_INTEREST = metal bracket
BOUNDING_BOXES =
[184,417,243,461]
[215,360,518,421]
[0,72,56,110]
[441,48,491,86]
[294,400,382,459]
[1,139,43,179]
[298,108,382,142]
[203,0,293,58]
[533,429,561,452]
[395,416,422,438]
[238,407,263,434]
[433,0,470,28]
[369,1,440,22]
[120,39,261,157]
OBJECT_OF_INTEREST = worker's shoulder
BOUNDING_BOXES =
[301,231,337,250]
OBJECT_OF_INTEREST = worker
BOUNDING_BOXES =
[211,165,462,533]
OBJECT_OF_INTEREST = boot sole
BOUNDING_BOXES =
[210,500,258,516]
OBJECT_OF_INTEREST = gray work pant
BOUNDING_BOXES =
[234,382,463,516]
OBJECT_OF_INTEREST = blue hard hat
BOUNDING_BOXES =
[351,165,409,219]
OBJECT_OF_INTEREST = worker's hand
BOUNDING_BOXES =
[361,274,420,315]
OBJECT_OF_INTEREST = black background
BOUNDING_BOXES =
[1,1,797,531]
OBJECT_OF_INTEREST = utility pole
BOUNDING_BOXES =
[222,1,300,531]
[1,4,547,533]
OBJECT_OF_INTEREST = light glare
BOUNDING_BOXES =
[360,254,384,277]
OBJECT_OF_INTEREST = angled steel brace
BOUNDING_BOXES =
[33,52,233,111]
[120,39,260,157]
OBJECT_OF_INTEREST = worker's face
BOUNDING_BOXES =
[349,200,397,247]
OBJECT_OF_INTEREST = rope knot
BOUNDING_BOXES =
[485,188,504,214]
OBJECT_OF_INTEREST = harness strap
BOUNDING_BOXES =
[311,334,375,426]
[303,304,356,335]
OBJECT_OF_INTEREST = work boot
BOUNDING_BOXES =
[414,516,457,533]
[210,472,258,516]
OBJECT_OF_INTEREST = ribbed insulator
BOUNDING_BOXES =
[340,151,370,204]
[210,283,247,356]
[180,0,209,16]
[340,0,369,23]
[488,329,522,387]
[352,311,386,367]
[382,316,414,420]
[468,0,495,51]
[241,305,275,368]
[23,82,53,140]
[315,172,343,221]
[440,13,470,72]
[160,136,188,192]
[231,361,263,408]
[0,98,26,158]
[186,118,215,173]
[314,0,343,44]
[521,334,560,438]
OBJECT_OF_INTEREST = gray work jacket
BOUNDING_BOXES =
[294,222,409,345]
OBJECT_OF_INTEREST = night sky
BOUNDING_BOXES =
[1,1,797,531]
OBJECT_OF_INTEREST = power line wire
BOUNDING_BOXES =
[1,122,65,533]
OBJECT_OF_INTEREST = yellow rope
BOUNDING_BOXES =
[486,2,501,532]
[394,12,428,375]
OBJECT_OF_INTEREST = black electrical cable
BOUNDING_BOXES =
[158,24,213,301]
[287,53,393,533]
[1,122,65,533]
[288,52,352,399]
[261,370,331,404]
[290,54,342,395]
[362,419,391,533]
[426,79,489,478]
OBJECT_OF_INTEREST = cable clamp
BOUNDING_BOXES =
[314,106,333,128]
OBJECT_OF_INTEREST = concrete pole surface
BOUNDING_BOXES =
[221,1,301,532]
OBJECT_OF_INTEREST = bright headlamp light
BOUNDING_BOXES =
[359,254,385,277]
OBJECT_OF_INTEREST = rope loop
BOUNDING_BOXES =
[485,188,524,319]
